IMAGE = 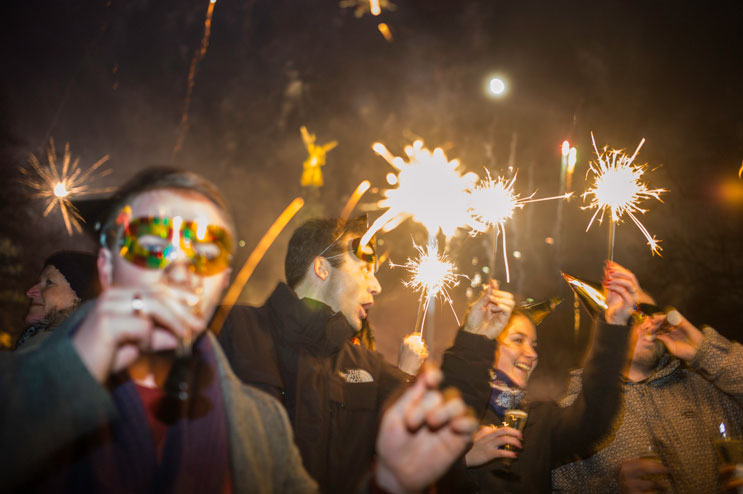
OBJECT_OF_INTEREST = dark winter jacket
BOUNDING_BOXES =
[467,320,631,494]
[217,282,496,493]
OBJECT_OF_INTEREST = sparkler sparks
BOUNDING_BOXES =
[19,139,112,235]
[582,133,666,256]
[339,0,396,18]
[172,0,217,160]
[360,140,478,247]
[392,242,464,338]
[468,170,572,281]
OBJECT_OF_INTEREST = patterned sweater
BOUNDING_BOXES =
[552,326,743,494]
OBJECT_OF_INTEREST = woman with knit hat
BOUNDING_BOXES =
[16,251,101,349]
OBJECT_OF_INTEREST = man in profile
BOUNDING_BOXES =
[218,215,515,492]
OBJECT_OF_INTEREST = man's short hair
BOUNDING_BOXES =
[285,216,367,289]
[99,167,235,251]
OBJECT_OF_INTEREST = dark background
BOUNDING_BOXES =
[1,0,741,397]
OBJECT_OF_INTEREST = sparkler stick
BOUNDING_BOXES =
[340,180,371,220]
[19,138,113,235]
[468,170,571,282]
[582,133,666,258]
[210,197,304,334]
[172,0,217,160]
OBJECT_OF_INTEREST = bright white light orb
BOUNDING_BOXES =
[489,77,506,96]
[53,182,68,198]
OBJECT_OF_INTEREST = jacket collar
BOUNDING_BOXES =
[266,283,355,356]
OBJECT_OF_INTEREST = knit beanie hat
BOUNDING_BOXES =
[44,251,102,301]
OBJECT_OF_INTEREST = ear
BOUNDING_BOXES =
[312,256,330,281]
[97,247,113,289]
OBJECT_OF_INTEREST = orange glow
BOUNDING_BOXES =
[377,23,392,41]
[369,0,381,15]
[719,179,743,205]
[340,180,372,220]
[210,198,304,334]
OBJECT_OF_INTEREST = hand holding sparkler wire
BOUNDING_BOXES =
[463,279,515,340]
[397,334,429,375]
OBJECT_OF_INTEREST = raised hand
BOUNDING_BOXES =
[602,261,641,325]
[464,425,522,467]
[397,334,429,375]
[375,365,478,494]
[72,284,207,383]
[464,280,516,340]
[656,312,704,362]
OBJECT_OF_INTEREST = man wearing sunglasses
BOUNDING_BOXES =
[2,168,480,494]
[218,215,515,493]
[552,261,743,494]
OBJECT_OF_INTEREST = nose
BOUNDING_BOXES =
[368,273,382,296]
[524,344,538,360]
[26,282,42,299]
[163,252,200,290]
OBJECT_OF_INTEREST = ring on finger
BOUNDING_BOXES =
[131,293,145,315]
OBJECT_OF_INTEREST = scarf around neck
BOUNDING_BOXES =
[488,369,526,420]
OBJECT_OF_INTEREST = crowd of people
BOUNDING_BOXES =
[1,166,740,493]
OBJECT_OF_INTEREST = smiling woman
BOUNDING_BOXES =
[16,251,101,349]
[461,265,637,494]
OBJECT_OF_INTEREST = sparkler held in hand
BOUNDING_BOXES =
[582,133,666,260]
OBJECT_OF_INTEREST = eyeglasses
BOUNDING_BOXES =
[119,216,233,275]
[319,234,378,273]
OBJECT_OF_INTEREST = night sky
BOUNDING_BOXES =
[1,0,741,395]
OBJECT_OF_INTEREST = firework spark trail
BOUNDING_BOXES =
[340,180,371,220]
[360,140,478,247]
[390,242,464,339]
[468,170,572,282]
[210,197,304,334]
[581,133,666,257]
[19,139,113,235]
[172,0,217,161]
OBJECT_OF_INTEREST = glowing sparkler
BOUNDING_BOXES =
[582,133,666,259]
[19,139,112,235]
[468,170,572,282]
[377,23,393,42]
[340,0,396,18]
[360,140,478,247]
[172,0,217,160]
[300,126,338,188]
[393,242,464,339]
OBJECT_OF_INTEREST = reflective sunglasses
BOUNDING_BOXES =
[321,234,378,273]
[119,216,233,275]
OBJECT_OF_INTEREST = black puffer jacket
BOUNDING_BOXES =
[217,282,496,493]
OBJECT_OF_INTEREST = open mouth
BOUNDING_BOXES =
[360,303,373,319]
[514,362,532,372]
